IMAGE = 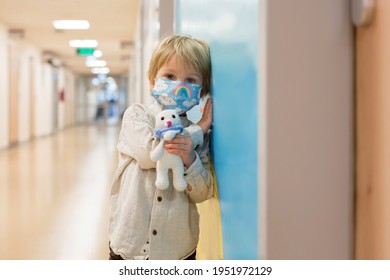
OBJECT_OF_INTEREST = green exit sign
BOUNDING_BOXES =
[77,48,95,56]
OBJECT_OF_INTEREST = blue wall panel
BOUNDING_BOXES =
[176,0,259,259]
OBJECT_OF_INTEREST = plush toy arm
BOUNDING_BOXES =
[163,130,181,141]
[150,139,165,162]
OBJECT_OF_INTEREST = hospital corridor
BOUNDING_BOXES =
[1,0,390,261]
[0,124,119,259]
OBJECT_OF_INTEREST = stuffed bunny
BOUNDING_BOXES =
[150,109,187,191]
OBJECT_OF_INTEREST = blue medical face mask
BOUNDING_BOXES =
[151,77,202,114]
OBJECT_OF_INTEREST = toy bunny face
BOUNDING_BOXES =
[155,109,181,129]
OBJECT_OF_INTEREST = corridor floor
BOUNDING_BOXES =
[0,124,120,259]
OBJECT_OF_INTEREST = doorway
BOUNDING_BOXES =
[8,43,19,145]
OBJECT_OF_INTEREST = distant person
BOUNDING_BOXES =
[95,90,106,121]
[108,34,213,260]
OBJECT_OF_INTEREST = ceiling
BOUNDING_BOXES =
[0,0,141,76]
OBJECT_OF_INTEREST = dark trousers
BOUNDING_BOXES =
[109,246,196,260]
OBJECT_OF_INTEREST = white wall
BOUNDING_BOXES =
[158,0,175,40]
[128,14,143,106]
[0,25,62,147]
[0,24,85,148]
[41,63,54,135]
[141,0,160,104]
[17,43,32,142]
[16,43,47,141]
[127,0,160,108]
[75,76,88,123]
[0,24,9,149]
[33,52,44,137]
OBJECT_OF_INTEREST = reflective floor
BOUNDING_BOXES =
[0,125,119,259]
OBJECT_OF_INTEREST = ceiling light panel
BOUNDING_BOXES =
[53,20,90,30]
[93,50,103,57]
[91,67,110,74]
[86,60,107,67]
[69,40,98,48]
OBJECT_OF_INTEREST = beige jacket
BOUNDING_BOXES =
[108,102,213,260]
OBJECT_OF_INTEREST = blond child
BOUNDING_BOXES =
[108,34,213,260]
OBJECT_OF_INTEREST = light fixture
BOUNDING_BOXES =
[93,50,103,57]
[91,67,110,74]
[86,55,97,61]
[86,60,107,67]
[53,20,90,30]
[69,40,98,48]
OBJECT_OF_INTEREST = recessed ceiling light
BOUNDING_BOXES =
[86,60,107,67]
[53,20,90,30]
[92,67,110,74]
[86,55,97,61]
[69,40,98,48]
[93,50,103,57]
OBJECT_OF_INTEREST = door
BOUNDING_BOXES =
[52,68,59,132]
[29,57,35,138]
[355,0,390,259]
[8,44,19,145]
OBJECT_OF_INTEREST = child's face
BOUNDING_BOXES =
[150,55,203,88]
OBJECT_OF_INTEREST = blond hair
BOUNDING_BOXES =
[148,34,211,97]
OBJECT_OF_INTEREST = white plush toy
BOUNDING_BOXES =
[150,109,187,191]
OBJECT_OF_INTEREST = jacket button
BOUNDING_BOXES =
[152,230,157,235]
[157,196,162,202]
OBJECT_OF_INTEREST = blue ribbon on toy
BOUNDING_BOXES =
[153,125,184,139]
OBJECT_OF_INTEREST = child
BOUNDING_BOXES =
[108,34,213,260]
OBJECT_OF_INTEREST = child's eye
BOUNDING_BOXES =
[166,74,175,80]
[186,78,197,84]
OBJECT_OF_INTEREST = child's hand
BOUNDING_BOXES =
[197,97,212,134]
[165,135,196,168]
